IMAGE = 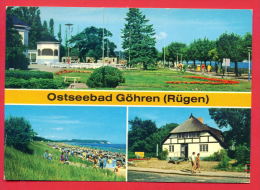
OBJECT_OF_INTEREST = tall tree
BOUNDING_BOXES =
[6,7,29,70]
[193,38,215,65]
[122,8,156,70]
[186,41,199,67]
[241,33,252,60]
[165,42,186,64]
[5,116,36,153]
[57,24,62,43]
[12,7,57,48]
[216,33,244,76]
[128,117,157,151]
[70,26,116,61]
[209,108,250,147]
[12,7,43,49]
[49,18,54,37]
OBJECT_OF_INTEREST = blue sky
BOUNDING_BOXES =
[5,105,126,144]
[128,107,225,131]
[39,7,252,51]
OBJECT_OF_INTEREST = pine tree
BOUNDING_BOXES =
[57,24,62,43]
[49,18,54,37]
[122,8,156,70]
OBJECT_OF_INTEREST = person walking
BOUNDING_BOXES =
[60,152,65,163]
[196,153,201,173]
[191,152,197,174]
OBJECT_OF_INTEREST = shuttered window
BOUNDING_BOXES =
[169,145,174,152]
[200,144,208,152]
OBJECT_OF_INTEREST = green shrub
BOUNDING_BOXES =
[128,152,137,159]
[5,77,27,88]
[216,149,231,169]
[203,151,223,161]
[5,77,66,89]
[6,70,53,79]
[5,116,36,153]
[234,145,250,165]
[87,66,125,88]
[158,150,168,160]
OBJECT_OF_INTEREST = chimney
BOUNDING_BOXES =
[197,117,204,123]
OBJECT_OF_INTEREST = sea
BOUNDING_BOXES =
[65,142,126,154]
[186,61,252,69]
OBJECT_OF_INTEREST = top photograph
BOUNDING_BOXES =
[5,7,252,91]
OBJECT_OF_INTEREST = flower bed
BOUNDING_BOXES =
[55,70,92,75]
[166,76,240,85]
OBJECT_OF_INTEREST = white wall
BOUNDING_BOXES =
[37,43,60,64]
[163,132,223,158]
[163,144,181,157]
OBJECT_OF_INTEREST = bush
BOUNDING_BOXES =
[203,151,223,161]
[216,149,231,169]
[87,66,125,88]
[5,77,66,89]
[6,70,53,79]
[6,48,29,70]
[234,145,250,165]
[158,150,168,160]
[128,152,137,159]
[5,116,36,153]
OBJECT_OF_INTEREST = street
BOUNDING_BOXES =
[128,171,250,183]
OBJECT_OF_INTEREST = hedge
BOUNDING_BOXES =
[6,70,53,80]
[5,77,66,89]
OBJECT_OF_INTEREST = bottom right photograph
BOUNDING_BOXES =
[127,107,250,183]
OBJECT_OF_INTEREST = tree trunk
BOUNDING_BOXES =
[215,62,218,73]
[234,61,239,77]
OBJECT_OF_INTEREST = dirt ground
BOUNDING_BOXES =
[129,159,220,172]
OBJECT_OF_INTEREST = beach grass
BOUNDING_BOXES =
[4,142,125,181]
[54,69,251,91]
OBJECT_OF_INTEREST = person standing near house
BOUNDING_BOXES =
[196,153,201,173]
[191,152,197,174]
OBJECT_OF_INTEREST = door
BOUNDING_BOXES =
[181,144,188,158]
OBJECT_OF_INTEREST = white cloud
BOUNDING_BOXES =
[155,32,168,40]
[52,127,64,131]
[31,115,81,125]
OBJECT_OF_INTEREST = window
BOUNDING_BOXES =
[38,49,41,56]
[54,49,58,56]
[169,145,174,152]
[42,49,54,56]
[200,144,208,152]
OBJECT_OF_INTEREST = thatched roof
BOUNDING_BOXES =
[169,114,224,146]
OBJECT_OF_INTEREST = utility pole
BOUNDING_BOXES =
[156,144,159,157]
[65,23,73,64]
[163,46,166,67]
[248,47,251,81]
[106,31,109,57]
[102,8,105,66]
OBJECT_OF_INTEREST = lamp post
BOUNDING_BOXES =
[65,23,73,64]
[247,47,252,81]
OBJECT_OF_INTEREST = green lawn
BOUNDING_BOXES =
[54,69,251,91]
[4,142,125,181]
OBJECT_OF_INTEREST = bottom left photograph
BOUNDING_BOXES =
[4,105,126,181]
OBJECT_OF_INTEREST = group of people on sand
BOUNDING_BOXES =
[47,143,125,172]
[190,152,201,174]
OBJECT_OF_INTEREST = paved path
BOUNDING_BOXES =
[128,167,249,179]
[128,171,250,183]
[68,83,88,89]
